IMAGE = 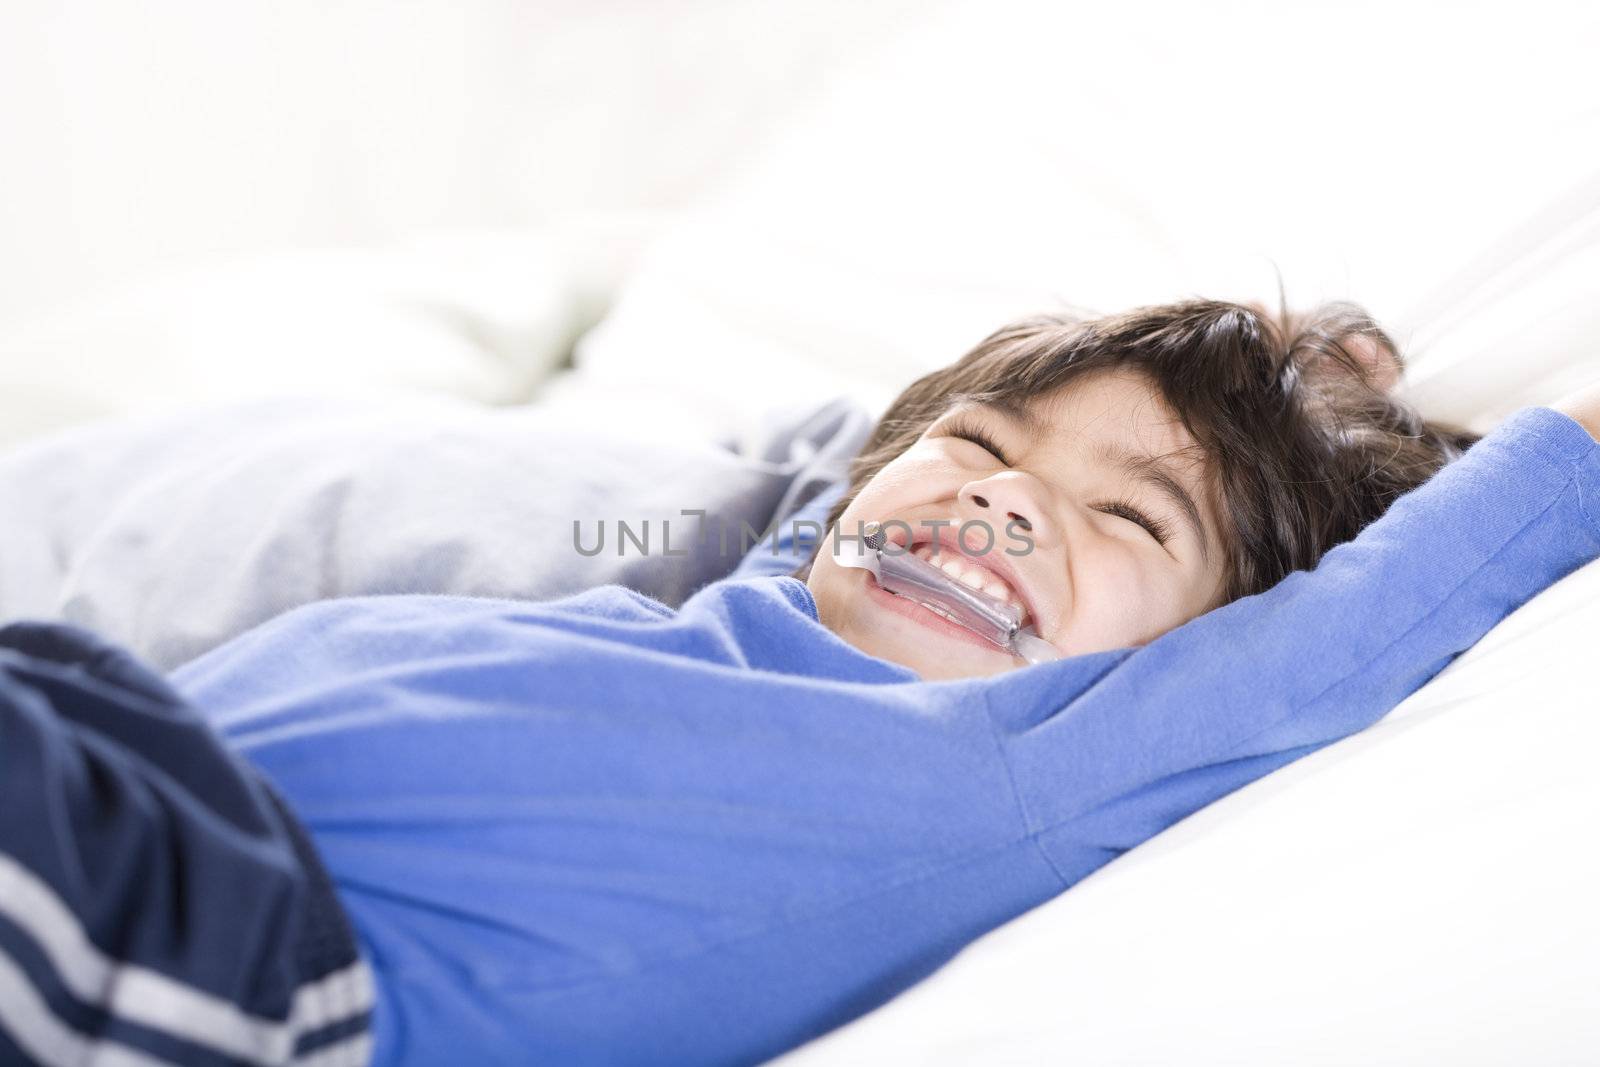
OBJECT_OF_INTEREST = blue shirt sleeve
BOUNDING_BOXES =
[728,477,846,580]
[980,405,1600,882]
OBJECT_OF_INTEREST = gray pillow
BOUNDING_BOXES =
[0,393,872,670]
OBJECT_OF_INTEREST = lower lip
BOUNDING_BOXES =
[861,572,1015,656]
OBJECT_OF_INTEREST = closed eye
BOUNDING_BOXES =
[941,417,1013,466]
[941,414,1176,548]
[1098,498,1173,546]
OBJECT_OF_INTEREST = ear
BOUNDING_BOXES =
[1337,330,1403,393]
[1250,300,1406,395]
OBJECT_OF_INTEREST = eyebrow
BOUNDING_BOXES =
[978,396,1214,564]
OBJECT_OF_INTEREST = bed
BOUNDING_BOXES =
[2,1,1597,1062]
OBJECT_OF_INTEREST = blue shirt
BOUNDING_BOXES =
[169,406,1600,1067]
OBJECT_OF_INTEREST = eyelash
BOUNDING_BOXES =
[942,417,1012,464]
[1097,497,1174,546]
[940,417,1175,546]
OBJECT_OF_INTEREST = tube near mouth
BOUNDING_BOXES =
[832,523,1060,664]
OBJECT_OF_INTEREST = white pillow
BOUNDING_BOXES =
[568,0,1600,442]
[0,229,579,456]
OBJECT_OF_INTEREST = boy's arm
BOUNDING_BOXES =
[1553,378,1600,441]
[995,404,1600,861]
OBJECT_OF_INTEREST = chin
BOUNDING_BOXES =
[901,651,1016,680]
[844,623,1019,680]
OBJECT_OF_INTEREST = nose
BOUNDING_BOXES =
[961,472,1054,550]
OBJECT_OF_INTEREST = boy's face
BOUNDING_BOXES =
[806,369,1229,679]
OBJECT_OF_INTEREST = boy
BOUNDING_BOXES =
[802,300,1480,676]
[3,299,1599,1067]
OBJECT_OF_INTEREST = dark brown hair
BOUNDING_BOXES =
[797,297,1479,603]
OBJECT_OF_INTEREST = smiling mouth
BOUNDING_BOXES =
[900,540,1033,628]
[863,570,1016,654]
[859,539,1031,652]
[907,597,969,625]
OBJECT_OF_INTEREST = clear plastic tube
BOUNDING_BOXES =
[832,527,1060,665]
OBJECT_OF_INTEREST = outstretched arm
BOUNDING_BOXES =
[1553,378,1600,442]
[992,401,1600,873]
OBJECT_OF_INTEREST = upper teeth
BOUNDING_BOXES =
[910,543,1029,620]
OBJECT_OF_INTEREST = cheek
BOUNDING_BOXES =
[846,459,938,511]
[826,460,945,547]
[805,527,882,641]
[804,538,850,627]
[1064,547,1194,648]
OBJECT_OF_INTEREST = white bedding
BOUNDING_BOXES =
[1,1,1596,1060]
[552,1,1600,445]
[0,231,581,457]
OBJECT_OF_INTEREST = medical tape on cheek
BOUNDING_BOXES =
[831,525,1060,665]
